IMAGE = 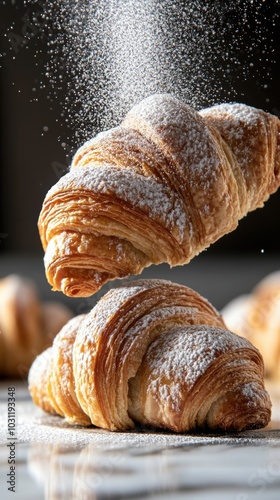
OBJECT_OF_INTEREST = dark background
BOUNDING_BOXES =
[0,0,280,261]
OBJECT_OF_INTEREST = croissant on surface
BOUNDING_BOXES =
[28,279,271,433]
[38,93,280,298]
[222,271,280,381]
[0,274,73,378]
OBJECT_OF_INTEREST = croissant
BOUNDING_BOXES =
[0,274,73,378]
[38,94,280,297]
[222,271,280,380]
[28,279,271,433]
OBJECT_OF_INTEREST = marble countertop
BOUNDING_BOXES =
[0,381,280,500]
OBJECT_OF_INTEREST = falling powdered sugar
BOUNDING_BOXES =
[22,0,279,149]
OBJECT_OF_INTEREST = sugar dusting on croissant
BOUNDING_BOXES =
[38,94,280,297]
[28,279,271,433]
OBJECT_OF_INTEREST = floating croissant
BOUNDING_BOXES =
[0,274,73,378]
[38,94,280,297]
[28,279,271,433]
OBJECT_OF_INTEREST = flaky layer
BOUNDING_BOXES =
[200,102,280,212]
[128,325,270,432]
[47,315,91,425]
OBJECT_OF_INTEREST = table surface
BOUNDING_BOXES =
[1,254,280,499]
[0,381,280,500]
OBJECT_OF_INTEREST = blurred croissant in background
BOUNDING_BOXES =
[222,271,280,381]
[0,274,73,378]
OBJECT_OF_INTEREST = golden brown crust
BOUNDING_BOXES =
[200,103,280,212]
[28,348,57,415]
[38,95,280,298]
[48,315,91,425]
[29,279,271,432]
[128,326,270,432]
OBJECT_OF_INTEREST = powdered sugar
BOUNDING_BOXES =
[147,325,251,398]
[76,279,184,345]
[123,94,219,182]
[123,305,199,343]
[200,103,264,168]
[45,163,187,241]
[35,0,278,147]
[241,382,267,408]
[77,284,145,344]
